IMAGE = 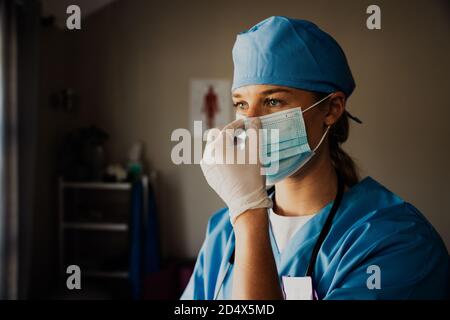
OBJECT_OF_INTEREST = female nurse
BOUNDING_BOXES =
[181,16,450,300]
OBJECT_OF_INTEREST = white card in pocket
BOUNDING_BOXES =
[282,276,313,300]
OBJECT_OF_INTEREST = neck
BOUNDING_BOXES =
[273,149,338,217]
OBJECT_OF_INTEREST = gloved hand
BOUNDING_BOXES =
[200,118,272,225]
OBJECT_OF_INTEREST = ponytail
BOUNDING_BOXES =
[315,92,359,187]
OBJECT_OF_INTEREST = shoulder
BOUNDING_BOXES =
[341,177,447,258]
[206,207,232,233]
[343,177,444,242]
[180,208,232,300]
[329,178,449,298]
[203,207,233,246]
[344,201,447,253]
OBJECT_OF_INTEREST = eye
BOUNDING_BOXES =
[233,102,247,110]
[266,98,282,107]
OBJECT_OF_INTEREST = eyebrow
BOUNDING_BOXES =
[232,88,294,98]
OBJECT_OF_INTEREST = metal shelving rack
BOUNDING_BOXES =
[58,173,155,282]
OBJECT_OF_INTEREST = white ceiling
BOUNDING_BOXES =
[41,0,118,28]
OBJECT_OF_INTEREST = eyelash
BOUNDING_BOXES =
[233,98,285,110]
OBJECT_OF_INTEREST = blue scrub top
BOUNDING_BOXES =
[181,177,450,300]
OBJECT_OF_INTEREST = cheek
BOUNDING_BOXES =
[235,112,246,120]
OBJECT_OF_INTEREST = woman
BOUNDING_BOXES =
[181,16,449,300]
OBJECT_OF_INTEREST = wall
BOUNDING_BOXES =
[72,0,450,259]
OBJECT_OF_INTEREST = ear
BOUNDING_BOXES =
[324,91,346,126]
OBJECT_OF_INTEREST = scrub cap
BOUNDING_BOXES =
[232,16,356,97]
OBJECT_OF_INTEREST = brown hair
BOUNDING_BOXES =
[315,92,359,187]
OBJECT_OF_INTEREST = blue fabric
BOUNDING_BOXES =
[181,177,450,300]
[232,16,355,97]
[130,180,143,299]
[144,185,160,274]
[129,180,160,299]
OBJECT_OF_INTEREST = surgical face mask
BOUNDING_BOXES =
[236,93,332,185]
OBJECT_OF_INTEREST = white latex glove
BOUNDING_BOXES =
[200,118,272,225]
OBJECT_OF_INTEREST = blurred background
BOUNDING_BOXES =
[0,0,449,299]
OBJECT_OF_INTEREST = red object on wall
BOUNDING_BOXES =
[202,86,220,129]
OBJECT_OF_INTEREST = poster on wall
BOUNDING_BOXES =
[189,78,233,137]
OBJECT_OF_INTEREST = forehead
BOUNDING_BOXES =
[232,84,312,99]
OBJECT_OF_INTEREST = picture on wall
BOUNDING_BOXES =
[189,78,233,137]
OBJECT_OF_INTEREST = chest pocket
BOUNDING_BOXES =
[282,276,314,300]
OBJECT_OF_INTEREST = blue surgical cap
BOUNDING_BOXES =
[232,16,355,97]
